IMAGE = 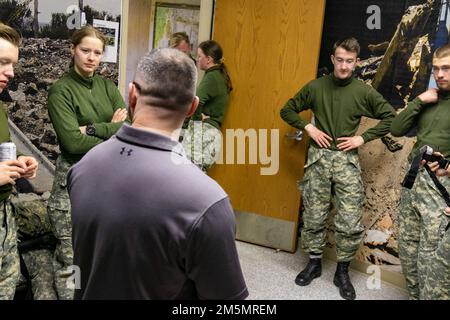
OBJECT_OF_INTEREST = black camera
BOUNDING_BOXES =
[403,145,450,207]
[421,146,450,170]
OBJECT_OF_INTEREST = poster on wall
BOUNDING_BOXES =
[152,2,200,56]
[319,0,442,108]
[93,18,120,63]
[0,0,122,164]
[317,0,444,273]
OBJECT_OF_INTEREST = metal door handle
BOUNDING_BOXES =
[285,130,303,141]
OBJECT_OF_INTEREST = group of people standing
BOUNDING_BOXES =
[1,23,236,300]
[281,38,450,300]
[0,19,448,300]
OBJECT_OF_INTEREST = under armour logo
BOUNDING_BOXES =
[120,147,133,156]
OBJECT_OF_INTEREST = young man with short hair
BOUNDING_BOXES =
[391,44,450,300]
[281,38,395,300]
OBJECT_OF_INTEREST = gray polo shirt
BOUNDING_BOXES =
[68,124,248,300]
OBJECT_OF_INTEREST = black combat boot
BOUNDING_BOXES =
[295,258,322,286]
[333,261,356,300]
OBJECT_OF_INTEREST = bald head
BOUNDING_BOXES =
[134,48,197,112]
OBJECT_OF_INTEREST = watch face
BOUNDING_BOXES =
[87,125,95,135]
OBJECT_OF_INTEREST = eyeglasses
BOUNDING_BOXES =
[432,66,450,74]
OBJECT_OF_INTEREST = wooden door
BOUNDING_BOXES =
[209,0,325,252]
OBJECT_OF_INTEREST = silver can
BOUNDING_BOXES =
[0,142,17,162]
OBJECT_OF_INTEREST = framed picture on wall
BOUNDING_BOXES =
[93,19,120,63]
[152,2,200,57]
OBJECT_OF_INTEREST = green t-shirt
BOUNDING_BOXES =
[280,74,396,150]
[48,68,126,165]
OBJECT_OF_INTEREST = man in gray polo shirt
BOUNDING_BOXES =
[67,48,248,300]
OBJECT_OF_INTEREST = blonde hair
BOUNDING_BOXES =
[169,32,190,48]
[0,22,21,47]
[434,44,450,59]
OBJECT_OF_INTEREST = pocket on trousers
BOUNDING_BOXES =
[47,207,72,239]
[298,148,322,201]
[298,177,312,209]
[303,147,323,170]
[346,152,362,172]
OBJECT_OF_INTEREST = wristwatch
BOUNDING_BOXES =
[86,124,96,136]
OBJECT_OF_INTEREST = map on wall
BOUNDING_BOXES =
[153,3,200,56]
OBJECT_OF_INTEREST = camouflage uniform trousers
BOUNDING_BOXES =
[298,146,365,262]
[422,221,450,300]
[21,249,56,300]
[47,156,74,300]
[398,168,450,300]
[0,200,19,300]
[13,194,57,300]
[181,120,222,172]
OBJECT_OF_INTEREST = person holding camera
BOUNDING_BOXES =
[0,22,39,299]
[391,44,450,300]
[280,38,396,300]
[416,156,450,300]
[47,26,127,299]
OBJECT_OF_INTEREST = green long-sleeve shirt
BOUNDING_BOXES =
[0,101,13,201]
[280,74,396,150]
[0,102,10,143]
[0,102,25,201]
[391,94,450,159]
[48,68,126,165]
[192,66,230,129]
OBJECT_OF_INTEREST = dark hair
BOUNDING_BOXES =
[71,25,106,51]
[0,22,21,47]
[199,40,233,92]
[434,44,450,59]
[134,48,197,111]
[333,37,360,57]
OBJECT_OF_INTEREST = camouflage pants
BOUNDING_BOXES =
[181,121,222,172]
[21,249,57,300]
[0,200,19,300]
[47,156,74,300]
[13,194,57,300]
[298,147,365,262]
[398,168,450,300]
[422,222,450,300]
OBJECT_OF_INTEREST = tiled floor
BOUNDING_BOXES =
[236,241,408,300]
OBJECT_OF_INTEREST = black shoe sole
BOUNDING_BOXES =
[295,272,321,286]
[333,278,356,300]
